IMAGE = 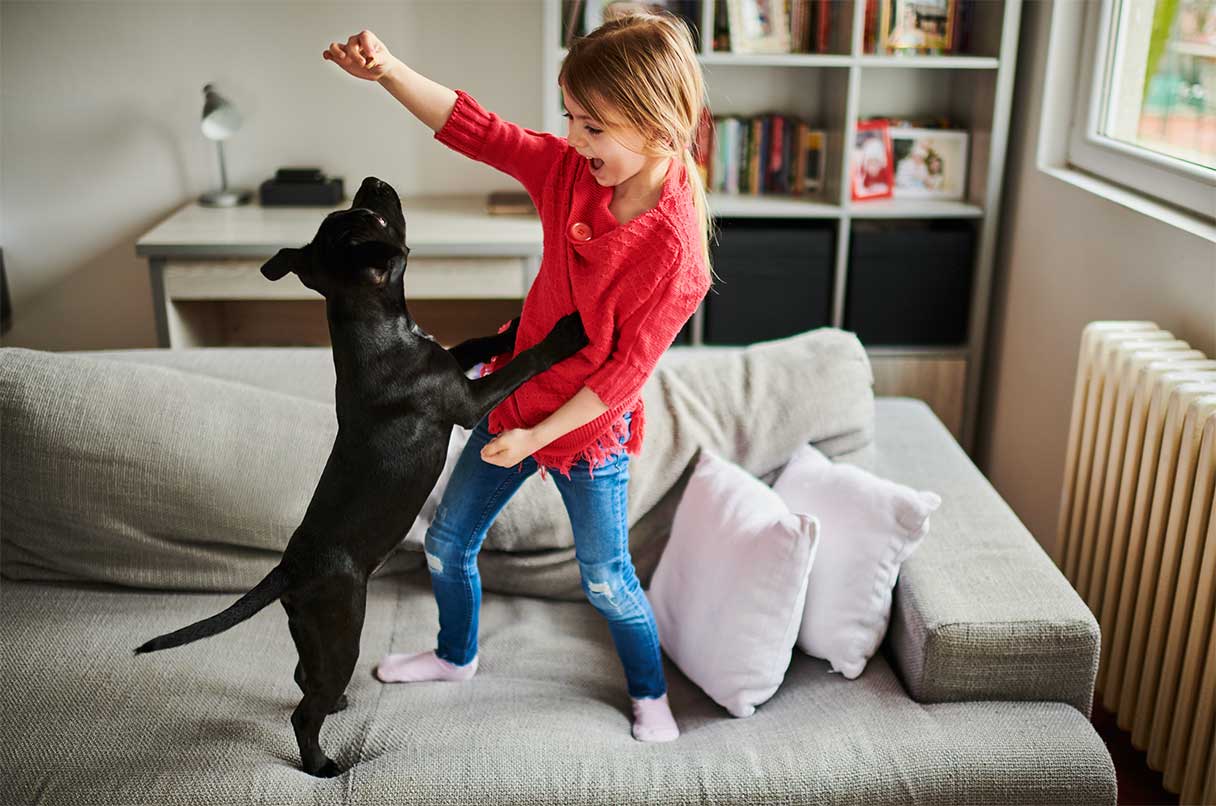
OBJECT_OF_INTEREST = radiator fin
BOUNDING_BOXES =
[1057,321,1216,805]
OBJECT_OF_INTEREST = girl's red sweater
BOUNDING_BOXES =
[434,89,710,480]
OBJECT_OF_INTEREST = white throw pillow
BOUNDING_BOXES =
[772,443,942,679]
[649,447,819,717]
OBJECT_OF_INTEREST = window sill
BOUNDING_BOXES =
[1038,163,1216,246]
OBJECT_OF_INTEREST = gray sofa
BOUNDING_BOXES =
[0,332,1116,805]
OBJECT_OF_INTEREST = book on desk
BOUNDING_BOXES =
[486,191,537,216]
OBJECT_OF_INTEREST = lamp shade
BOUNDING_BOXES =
[198,83,251,206]
[201,83,242,141]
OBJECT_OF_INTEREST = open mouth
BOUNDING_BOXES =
[589,157,604,172]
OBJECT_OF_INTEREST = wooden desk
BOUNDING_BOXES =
[135,195,543,348]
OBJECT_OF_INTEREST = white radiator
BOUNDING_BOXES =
[1057,321,1216,805]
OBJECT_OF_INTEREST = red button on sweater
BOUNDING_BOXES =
[434,89,711,480]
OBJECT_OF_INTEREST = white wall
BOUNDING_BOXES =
[976,0,1216,557]
[0,0,542,349]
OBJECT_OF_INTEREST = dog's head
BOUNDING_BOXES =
[259,176,409,296]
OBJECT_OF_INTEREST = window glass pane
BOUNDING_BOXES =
[1102,0,1216,171]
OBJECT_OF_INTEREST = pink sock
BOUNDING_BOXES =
[374,649,478,684]
[630,693,679,742]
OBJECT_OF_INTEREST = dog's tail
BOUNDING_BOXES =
[133,566,289,655]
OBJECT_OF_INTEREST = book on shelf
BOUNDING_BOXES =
[569,0,844,55]
[558,0,979,57]
[697,112,826,198]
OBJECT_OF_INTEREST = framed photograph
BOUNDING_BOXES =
[851,119,894,201]
[726,0,791,54]
[890,128,968,200]
[879,0,956,55]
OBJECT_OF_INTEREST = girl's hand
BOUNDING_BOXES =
[480,428,541,468]
[323,30,398,81]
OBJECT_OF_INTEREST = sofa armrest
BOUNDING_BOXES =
[853,399,1099,717]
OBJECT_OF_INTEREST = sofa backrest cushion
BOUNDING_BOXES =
[0,327,873,598]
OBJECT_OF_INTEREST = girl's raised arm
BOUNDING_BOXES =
[377,61,458,134]
[325,30,566,207]
[324,30,457,133]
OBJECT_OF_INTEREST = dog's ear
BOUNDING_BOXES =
[350,241,407,284]
[260,245,310,281]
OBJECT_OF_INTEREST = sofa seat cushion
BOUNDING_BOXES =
[0,570,1114,806]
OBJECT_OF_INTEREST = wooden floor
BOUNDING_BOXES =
[1090,703,1179,805]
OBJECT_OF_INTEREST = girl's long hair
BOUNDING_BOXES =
[559,10,717,283]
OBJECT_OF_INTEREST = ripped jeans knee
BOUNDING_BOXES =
[577,558,645,621]
[423,524,471,581]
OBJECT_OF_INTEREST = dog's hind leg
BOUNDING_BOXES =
[292,661,348,712]
[287,581,367,778]
[285,601,349,713]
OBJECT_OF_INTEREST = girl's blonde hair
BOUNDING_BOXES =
[559,10,717,283]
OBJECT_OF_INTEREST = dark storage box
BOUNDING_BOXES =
[845,220,974,346]
[704,219,835,345]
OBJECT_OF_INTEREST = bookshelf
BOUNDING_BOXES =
[540,0,1023,455]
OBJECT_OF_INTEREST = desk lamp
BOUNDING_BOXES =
[199,83,253,207]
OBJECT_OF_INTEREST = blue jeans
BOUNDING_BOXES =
[422,409,668,699]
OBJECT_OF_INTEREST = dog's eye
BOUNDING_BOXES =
[375,215,387,227]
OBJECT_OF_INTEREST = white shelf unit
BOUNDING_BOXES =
[541,0,1023,454]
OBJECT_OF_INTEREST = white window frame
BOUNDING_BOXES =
[1039,0,1216,238]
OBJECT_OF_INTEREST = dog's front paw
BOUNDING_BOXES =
[328,694,349,714]
[547,311,589,358]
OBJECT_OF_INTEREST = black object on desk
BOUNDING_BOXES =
[259,167,344,206]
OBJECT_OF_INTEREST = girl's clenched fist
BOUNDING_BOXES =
[323,30,397,81]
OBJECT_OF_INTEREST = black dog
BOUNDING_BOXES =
[135,176,587,778]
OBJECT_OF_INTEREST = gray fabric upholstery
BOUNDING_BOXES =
[0,329,874,599]
[0,342,1116,804]
[865,401,1102,719]
[0,570,1115,806]
[0,348,363,590]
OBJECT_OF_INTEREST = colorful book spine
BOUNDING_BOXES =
[708,113,825,198]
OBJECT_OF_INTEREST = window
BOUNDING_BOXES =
[1069,0,1216,221]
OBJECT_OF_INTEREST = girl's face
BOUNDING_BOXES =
[561,86,665,189]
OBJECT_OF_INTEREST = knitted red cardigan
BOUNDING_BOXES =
[434,89,710,480]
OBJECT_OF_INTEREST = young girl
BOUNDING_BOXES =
[323,11,713,743]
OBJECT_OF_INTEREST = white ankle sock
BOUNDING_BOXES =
[630,692,679,742]
[374,649,478,684]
